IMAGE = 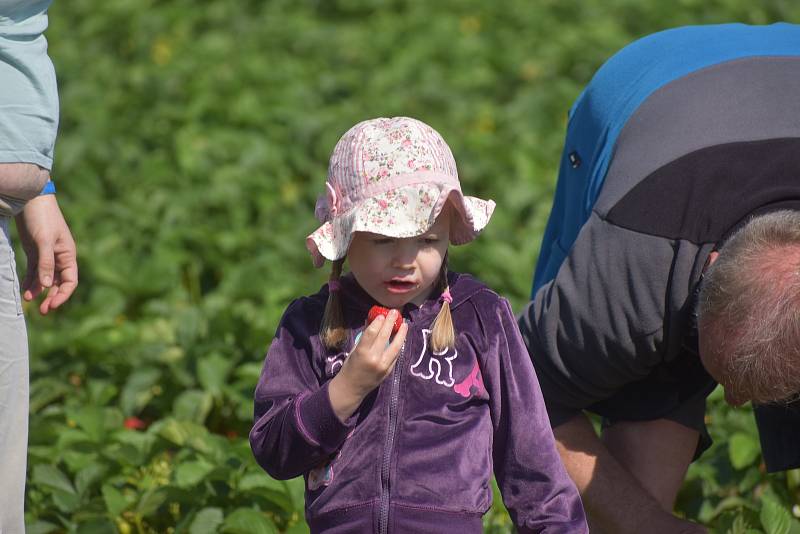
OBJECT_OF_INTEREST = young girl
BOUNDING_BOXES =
[250,117,587,533]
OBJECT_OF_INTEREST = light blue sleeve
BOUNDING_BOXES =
[0,0,58,170]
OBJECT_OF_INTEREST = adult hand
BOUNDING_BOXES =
[14,194,78,314]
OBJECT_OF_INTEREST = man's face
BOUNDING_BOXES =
[347,209,451,308]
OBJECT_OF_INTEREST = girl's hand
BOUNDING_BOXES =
[328,310,408,422]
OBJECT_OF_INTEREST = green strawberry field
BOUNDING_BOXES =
[22,1,800,532]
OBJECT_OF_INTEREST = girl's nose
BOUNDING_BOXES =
[391,239,418,267]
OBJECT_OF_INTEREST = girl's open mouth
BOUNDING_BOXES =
[385,280,416,294]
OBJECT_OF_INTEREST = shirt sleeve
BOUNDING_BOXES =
[754,400,800,472]
[249,299,355,480]
[0,1,59,169]
[518,216,683,428]
[485,297,588,534]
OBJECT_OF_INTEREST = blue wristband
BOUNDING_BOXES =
[39,180,56,195]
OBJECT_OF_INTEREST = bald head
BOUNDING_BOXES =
[698,210,800,406]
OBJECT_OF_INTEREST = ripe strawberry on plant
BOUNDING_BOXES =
[368,305,403,334]
[124,416,147,431]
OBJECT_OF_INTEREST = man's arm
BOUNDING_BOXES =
[554,413,706,534]
[0,163,50,216]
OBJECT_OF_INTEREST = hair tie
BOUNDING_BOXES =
[328,279,342,292]
[440,288,453,304]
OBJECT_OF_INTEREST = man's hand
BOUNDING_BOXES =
[14,194,78,314]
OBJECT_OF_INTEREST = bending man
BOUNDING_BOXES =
[519,23,800,533]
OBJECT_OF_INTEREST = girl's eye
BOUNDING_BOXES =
[373,238,393,245]
[422,236,440,244]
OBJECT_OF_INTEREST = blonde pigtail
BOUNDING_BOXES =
[430,259,456,353]
[320,259,347,350]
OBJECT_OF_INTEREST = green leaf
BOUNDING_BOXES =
[153,418,215,455]
[87,379,118,406]
[102,484,129,516]
[56,428,95,456]
[221,508,278,534]
[74,462,107,496]
[197,353,234,395]
[32,464,76,495]
[173,389,214,423]
[760,493,800,534]
[729,432,761,470]
[286,477,306,512]
[75,518,118,534]
[728,515,751,534]
[284,521,311,534]
[67,405,106,442]
[113,427,157,455]
[708,495,756,522]
[26,520,60,534]
[737,466,763,494]
[175,459,216,488]
[189,507,224,534]
[103,428,155,467]
[120,367,162,415]
[238,472,286,492]
[787,468,800,491]
[29,377,71,414]
[135,487,168,516]
[62,450,100,473]
[52,488,81,513]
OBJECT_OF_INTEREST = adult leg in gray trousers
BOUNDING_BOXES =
[0,166,77,533]
[0,216,29,534]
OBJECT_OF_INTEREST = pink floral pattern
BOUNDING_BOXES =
[306,117,496,267]
[356,119,452,187]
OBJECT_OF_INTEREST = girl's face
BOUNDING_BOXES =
[347,207,451,308]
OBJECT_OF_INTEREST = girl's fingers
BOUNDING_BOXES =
[383,321,407,364]
[361,314,386,346]
[373,310,399,350]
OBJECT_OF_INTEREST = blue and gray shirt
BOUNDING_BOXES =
[519,23,800,472]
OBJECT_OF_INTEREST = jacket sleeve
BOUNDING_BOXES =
[486,297,588,534]
[754,400,800,472]
[249,298,355,480]
[518,216,681,429]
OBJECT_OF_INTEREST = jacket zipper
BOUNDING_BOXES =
[378,340,405,534]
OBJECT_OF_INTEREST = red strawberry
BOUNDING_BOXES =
[368,305,403,334]
[124,416,147,431]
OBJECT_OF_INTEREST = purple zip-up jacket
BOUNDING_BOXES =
[250,272,587,533]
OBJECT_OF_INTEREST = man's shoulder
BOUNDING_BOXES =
[592,23,800,89]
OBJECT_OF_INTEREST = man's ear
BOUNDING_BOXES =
[724,385,747,407]
[707,251,720,267]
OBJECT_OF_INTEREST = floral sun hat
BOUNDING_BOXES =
[307,117,495,267]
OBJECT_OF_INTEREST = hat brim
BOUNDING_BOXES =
[306,183,495,268]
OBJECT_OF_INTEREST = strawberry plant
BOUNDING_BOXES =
[21,1,800,532]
